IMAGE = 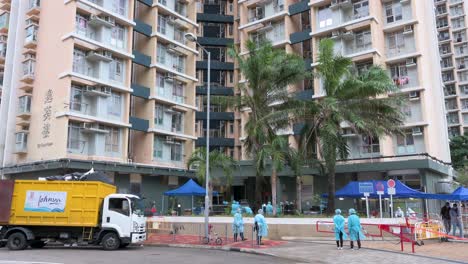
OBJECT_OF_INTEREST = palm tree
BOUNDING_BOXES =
[256,136,291,215]
[187,147,235,207]
[297,39,405,214]
[229,40,309,206]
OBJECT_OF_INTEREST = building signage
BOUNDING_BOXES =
[24,191,67,212]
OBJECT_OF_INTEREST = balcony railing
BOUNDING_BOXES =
[158,0,187,17]
[386,46,416,58]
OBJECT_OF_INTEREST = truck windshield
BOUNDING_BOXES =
[130,197,145,216]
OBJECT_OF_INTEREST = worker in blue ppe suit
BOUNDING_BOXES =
[254,209,268,245]
[231,201,240,215]
[348,208,365,250]
[333,209,347,250]
[232,208,246,242]
[265,202,273,216]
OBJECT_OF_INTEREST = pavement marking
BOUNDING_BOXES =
[0,261,64,264]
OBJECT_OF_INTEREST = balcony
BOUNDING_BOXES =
[250,22,286,46]
[14,132,28,154]
[158,0,188,18]
[395,132,425,155]
[196,112,234,121]
[82,0,129,18]
[196,137,234,147]
[389,63,419,90]
[383,1,412,26]
[403,101,423,124]
[17,95,32,118]
[26,0,41,16]
[154,106,185,135]
[68,88,124,123]
[73,49,126,86]
[75,17,128,52]
[24,25,38,49]
[157,17,187,46]
[21,59,35,83]
[346,135,381,159]
[155,75,186,105]
[156,48,187,75]
[67,122,123,158]
[197,4,234,23]
[0,42,6,62]
[153,135,185,167]
[245,1,286,28]
[315,1,369,32]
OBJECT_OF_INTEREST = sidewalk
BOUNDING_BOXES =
[145,233,467,264]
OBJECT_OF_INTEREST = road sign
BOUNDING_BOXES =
[359,182,374,194]
[387,179,396,188]
[376,191,384,195]
[376,182,385,192]
[388,187,396,195]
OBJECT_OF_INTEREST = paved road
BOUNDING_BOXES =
[0,246,296,264]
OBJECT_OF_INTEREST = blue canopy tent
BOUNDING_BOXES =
[162,179,218,214]
[322,180,437,218]
[439,186,468,201]
[322,180,429,199]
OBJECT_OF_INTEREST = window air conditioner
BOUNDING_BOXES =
[409,91,420,99]
[104,16,115,25]
[403,25,413,34]
[412,126,423,136]
[406,57,417,67]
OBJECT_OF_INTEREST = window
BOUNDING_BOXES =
[171,143,182,161]
[104,126,120,153]
[444,84,456,96]
[108,92,122,117]
[155,105,164,125]
[461,99,468,110]
[353,0,369,19]
[75,14,88,36]
[18,96,31,114]
[229,71,233,83]
[387,31,405,51]
[173,82,184,103]
[390,63,408,86]
[25,25,38,43]
[157,72,166,96]
[354,30,371,49]
[109,57,123,82]
[157,44,167,64]
[396,131,415,154]
[361,135,380,154]
[385,1,402,24]
[228,24,233,36]
[112,0,127,16]
[108,198,130,216]
[70,86,84,112]
[158,15,167,35]
[111,24,125,49]
[402,105,411,118]
[229,122,234,134]
[73,49,86,74]
[355,61,373,75]
[153,136,163,159]
[171,112,183,132]
[441,57,453,68]
[439,44,451,55]
[437,18,448,28]
[318,6,332,28]
[67,122,81,150]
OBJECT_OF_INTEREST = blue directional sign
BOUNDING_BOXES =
[358,182,374,194]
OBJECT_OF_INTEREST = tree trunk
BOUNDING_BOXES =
[326,166,336,215]
[271,168,277,216]
[296,176,302,214]
[255,173,263,212]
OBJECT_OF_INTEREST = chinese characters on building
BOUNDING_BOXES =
[42,89,53,139]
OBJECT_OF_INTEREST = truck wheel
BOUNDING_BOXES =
[101,233,120,250]
[30,241,46,249]
[7,232,28,250]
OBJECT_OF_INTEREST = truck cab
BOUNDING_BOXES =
[101,194,146,248]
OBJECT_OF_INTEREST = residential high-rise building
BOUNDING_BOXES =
[434,0,468,137]
[0,0,454,214]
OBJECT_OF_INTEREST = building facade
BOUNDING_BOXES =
[434,0,468,137]
[0,0,454,215]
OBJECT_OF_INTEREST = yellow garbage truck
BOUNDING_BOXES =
[0,180,146,250]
